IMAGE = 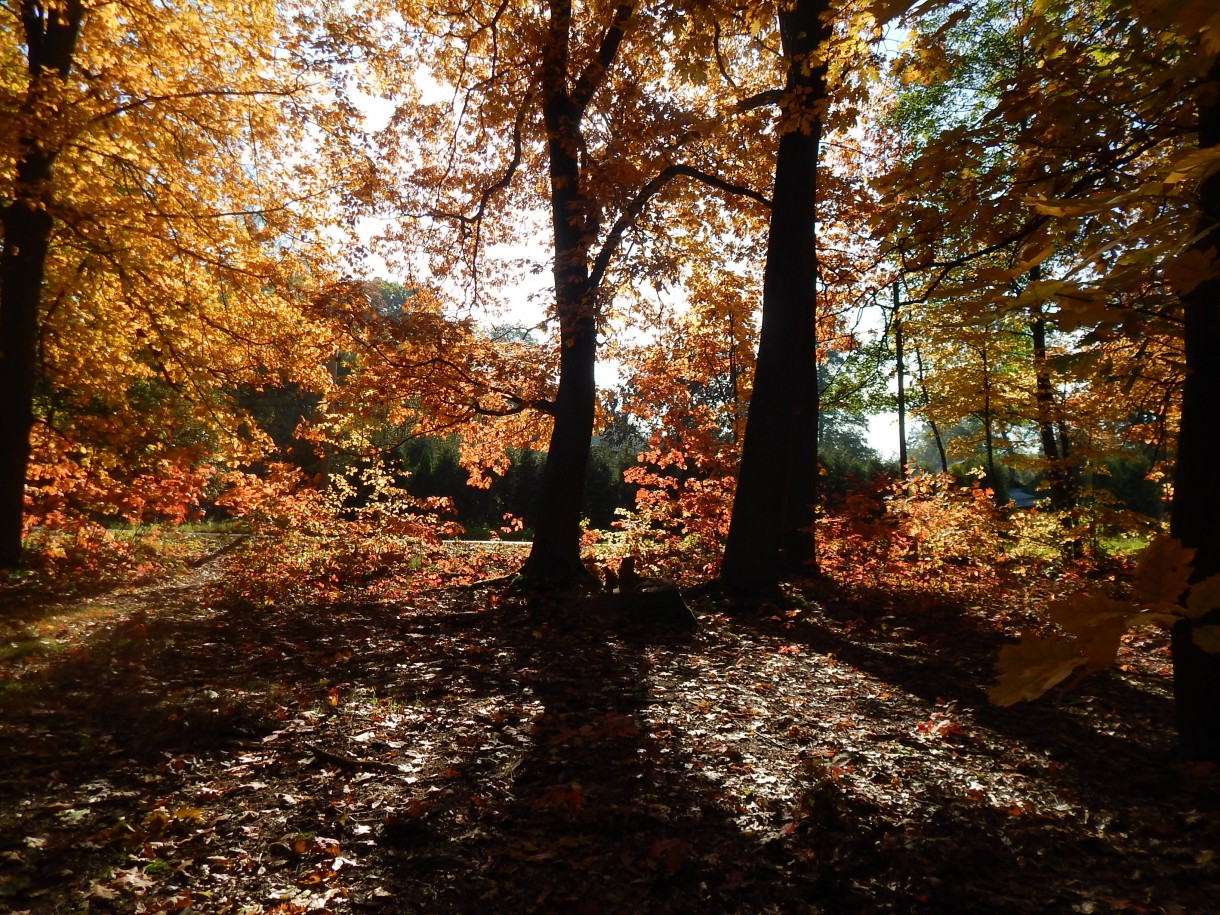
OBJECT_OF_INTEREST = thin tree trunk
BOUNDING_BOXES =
[913,346,948,473]
[894,283,908,471]
[978,343,1002,500]
[1029,275,1070,509]
[0,0,84,568]
[1170,56,1220,763]
[728,312,742,444]
[720,0,829,597]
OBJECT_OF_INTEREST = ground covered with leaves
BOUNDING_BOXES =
[1,540,1216,914]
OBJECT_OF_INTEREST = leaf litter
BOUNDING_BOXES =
[0,548,1217,914]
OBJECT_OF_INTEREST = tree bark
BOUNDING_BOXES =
[0,0,84,568]
[978,343,1004,502]
[914,346,948,473]
[1170,57,1220,762]
[894,283,908,471]
[1029,279,1070,509]
[720,0,829,597]
[518,2,632,585]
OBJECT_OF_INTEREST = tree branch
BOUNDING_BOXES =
[737,89,783,112]
[902,131,1173,304]
[590,164,771,292]
[571,3,636,116]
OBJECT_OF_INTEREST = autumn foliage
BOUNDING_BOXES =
[9,8,1220,912]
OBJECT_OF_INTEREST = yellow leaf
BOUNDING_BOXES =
[976,266,1016,283]
[1132,535,1194,605]
[1024,197,1105,217]
[1163,249,1219,295]
[1165,147,1220,185]
[1204,12,1220,54]
[1016,279,1066,306]
[1015,242,1055,271]
[1046,594,1133,668]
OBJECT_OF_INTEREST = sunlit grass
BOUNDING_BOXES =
[1100,533,1151,558]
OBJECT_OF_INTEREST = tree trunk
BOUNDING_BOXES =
[914,346,948,473]
[0,0,84,568]
[978,343,1004,502]
[1170,57,1220,763]
[720,0,829,597]
[518,0,605,586]
[1029,284,1070,509]
[894,283,908,471]
[0,200,52,568]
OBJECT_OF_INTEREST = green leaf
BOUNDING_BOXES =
[989,634,1089,707]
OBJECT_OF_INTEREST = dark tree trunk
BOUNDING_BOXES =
[1029,282,1070,510]
[720,0,829,597]
[0,0,84,568]
[518,1,630,585]
[0,199,52,569]
[1170,57,1220,763]
[978,344,1003,501]
[914,346,948,473]
[894,283,908,471]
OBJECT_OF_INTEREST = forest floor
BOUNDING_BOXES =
[0,540,1217,914]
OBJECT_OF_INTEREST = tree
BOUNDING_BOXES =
[930,0,1220,760]
[368,0,775,586]
[1028,288,1072,510]
[719,0,833,597]
[1169,51,1220,762]
[1,0,350,565]
[0,0,84,566]
[875,0,1192,510]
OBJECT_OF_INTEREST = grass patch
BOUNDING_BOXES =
[1101,532,1151,558]
[0,635,57,663]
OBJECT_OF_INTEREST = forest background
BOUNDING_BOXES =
[4,0,1220,756]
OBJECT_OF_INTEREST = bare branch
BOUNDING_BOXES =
[737,89,783,112]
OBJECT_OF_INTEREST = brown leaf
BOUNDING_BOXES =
[1186,574,1220,620]
[1132,535,1194,606]
[989,634,1089,706]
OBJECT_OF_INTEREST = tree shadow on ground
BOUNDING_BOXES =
[718,577,1218,899]
[364,595,868,913]
[0,586,858,912]
[2,574,1218,914]
[744,575,1176,753]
